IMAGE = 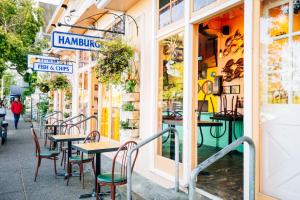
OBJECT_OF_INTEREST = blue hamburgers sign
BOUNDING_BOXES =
[52,31,101,51]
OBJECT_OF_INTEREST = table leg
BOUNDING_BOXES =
[95,153,100,193]
[80,152,110,199]
[53,126,57,149]
[66,141,72,178]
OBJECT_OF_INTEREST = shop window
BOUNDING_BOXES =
[194,0,216,12]
[159,0,184,29]
[79,51,89,68]
[261,1,300,104]
[294,0,300,32]
[158,32,184,161]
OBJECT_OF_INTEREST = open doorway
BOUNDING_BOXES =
[194,5,244,199]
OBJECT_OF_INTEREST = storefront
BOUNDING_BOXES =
[46,0,300,199]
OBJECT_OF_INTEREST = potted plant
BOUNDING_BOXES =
[120,60,140,141]
[64,112,70,118]
[37,100,49,117]
[95,38,134,85]
[50,75,70,91]
[37,82,50,93]
[120,120,139,139]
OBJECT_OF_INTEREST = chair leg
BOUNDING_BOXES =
[110,185,116,200]
[81,163,85,189]
[34,158,41,182]
[96,183,99,200]
[63,154,66,169]
[92,160,95,175]
[53,157,57,177]
[67,162,71,186]
[79,163,82,181]
[60,150,65,166]
[44,134,47,147]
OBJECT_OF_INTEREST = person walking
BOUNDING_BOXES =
[0,100,6,120]
[11,97,22,129]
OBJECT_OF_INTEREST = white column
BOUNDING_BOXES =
[72,50,80,117]
[182,0,193,186]
[149,0,157,170]
[54,90,58,111]
[244,1,254,200]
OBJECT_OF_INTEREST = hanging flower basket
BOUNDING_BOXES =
[95,38,134,85]
[50,75,70,91]
[38,82,50,93]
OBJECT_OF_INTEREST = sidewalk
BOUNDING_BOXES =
[0,113,208,200]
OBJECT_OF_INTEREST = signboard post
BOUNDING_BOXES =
[52,31,101,51]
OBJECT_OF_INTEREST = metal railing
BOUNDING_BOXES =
[68,115,98,134]
[44,111,63,120]
[39,111,63,136]
[127,127,180,200]
[58,113,86,134]
[189,136,255,200]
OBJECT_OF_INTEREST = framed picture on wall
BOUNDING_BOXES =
[230,85,240,94]
[223,86,231,94]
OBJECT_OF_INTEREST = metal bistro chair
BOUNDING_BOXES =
[96,141,139,200]
[67,130,100,189]
[60,123,82,169]
[44,118,63,147]
[31,128,59,181]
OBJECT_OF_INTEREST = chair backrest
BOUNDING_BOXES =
[111,141,138,183]
[31,128,40,157]
[46,116,57,125]
[84,130,100,143]
[66,123,81,135]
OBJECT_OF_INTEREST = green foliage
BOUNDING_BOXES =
[95,38,134,85]
[0,72,16,96]
[64,112,70,118]
[21,86,34,98]
[50,75,70,91]
[120,120,130,129]
[65,90,72,100]
[0,0,44,76]
[37,82,50,93]
[122,102,135,111]
[37,100,49,117]
[124,79,137,93]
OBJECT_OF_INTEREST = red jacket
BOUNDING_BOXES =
[11,101,22,114]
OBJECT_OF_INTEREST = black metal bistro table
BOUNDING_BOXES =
[49,134,86,177]
[162,119,223,159]
[73,141,120,199]
[44,123,66,147]
[210,115,243,145]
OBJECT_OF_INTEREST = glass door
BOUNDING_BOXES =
[260,0,300,199]
[156,32,184,174]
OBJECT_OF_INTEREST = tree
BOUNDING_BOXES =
[0,0,44,77]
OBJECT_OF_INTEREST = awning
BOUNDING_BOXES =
[10,85,25,97]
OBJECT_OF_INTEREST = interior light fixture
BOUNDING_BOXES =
[219,49,223,58]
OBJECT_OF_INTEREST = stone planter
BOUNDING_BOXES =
[121,111,139,120]
[120,129,139,142]
[122,93,140,102]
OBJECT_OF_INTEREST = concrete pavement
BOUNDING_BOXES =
[0,112,208,200]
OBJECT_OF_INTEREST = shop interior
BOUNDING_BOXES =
[159,5,245,199]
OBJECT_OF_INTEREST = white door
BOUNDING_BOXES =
[260,1,300,199]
